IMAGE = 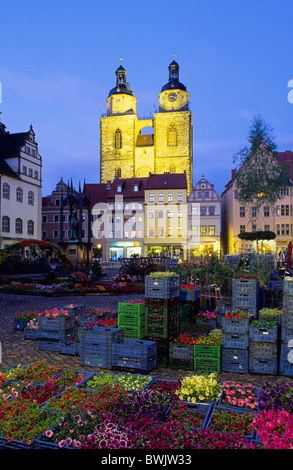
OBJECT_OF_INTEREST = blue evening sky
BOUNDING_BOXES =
[0,0,292,197]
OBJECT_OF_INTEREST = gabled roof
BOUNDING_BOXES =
[145,172,187,190]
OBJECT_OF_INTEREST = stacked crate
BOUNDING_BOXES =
[111,338,157,373]
[118,300,145,339]
[279,278,293,376]
[194,344,221,373]
[179,303,191,333]
[37,314,75,352]
[145,274,180,367]
[232,278,259,318]
[249,320,280,375]
[79,326,123,369]
[221,278,258,373]
[169,341,195,371]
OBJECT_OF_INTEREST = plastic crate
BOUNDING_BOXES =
[145,297,180,315]
[169,342,194,361]
[78,326,123,344]
[13,319,28,331]
[59,340,79,355]
[118,301,145,316]
[249,341,279,360]
[281,315,293,330]
[120,325,145,339]
[118,313,145,328]
[112,338,156,359]
[37,339,61,352]
[281,327,293,344]
[195,318,217,329]
[37,327,75,341]
[249,325,280,343]
[232,279,259,295]
[145,317,180,339]
[206,406,255,440]
[283,277,293,296]
[194,357,221,373]
[222,332,249,349]
[282,294,293,312]
[145,275,180,299]
[221,347,249,373]
[222,316,251,334]
[232,293,259,309]
[79,351,112,369]
[37,315,75,331]
[0,435,36,449]
[24,327,37,340]
[279,345,293,377]
[218,385,259,413]
[217,299,232,314]
[249,357,278,375]
[169,356,194,371]
[180,289,200,301]
[194,345,221,360]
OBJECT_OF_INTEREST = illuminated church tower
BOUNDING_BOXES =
[100,58,193,193]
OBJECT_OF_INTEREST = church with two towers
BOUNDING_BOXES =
[100,59,193,194]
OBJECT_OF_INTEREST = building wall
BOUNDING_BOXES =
[221,176,293,255]
[144,186,188,259]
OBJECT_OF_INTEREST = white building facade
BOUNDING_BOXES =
[0,123,42,249]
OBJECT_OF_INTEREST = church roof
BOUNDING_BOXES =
[136,134,154,147]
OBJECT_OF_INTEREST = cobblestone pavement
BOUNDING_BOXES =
[0,292,292,388]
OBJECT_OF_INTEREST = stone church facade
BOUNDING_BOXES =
[100,59,193,194]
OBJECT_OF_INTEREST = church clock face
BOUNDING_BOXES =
[168,92,177,102]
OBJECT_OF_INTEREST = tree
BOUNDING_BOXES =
[233,114,291,215]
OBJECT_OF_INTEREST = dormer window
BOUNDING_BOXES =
[133,184,139,192]
[117,185,122,193]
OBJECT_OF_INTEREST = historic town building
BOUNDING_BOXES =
[100,59,193,194]
[221,151,293,256]
[0,122,42,249]
[187,176,221,259]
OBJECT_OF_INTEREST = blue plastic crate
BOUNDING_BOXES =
[249,357,278,375]
[249,341,278,360]
[78,326,123,344]
[59,340,79,355]
[221,347,249,373]
[249,325,280,343]
[24,327,38,340]
[222,316,252,334]
[37,327,75,341]
[218,385,259,413]
[37,315,75,331]
[112,338,157,360]
[79,352,112,369]
[37,339,61,352]
[222,332,249,348]
[232,279,259,295]
[206,405,255,439]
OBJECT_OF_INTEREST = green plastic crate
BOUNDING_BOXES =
[194,357,221,373]
[194,345,221,360]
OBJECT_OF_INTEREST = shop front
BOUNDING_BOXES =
[108,241,142,260]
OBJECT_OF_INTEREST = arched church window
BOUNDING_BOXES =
[169,164,176,173]
[167,124,177,146]
[114,129,122,149]
[115,167,121,178]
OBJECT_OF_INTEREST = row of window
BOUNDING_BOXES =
[240,224,293,236]
[25,146,36,157]
[114,125,178,149]
[22,166,38,179]
[2,217,34,235]
[3,184,34,205]
[43,229,86,239]
[235,189,290,199]
[239,205,293,218]
[192,226,216,236]
[149,193,183,202]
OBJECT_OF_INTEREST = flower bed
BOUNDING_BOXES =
[2,360,293,449]
[219,380,259,412]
